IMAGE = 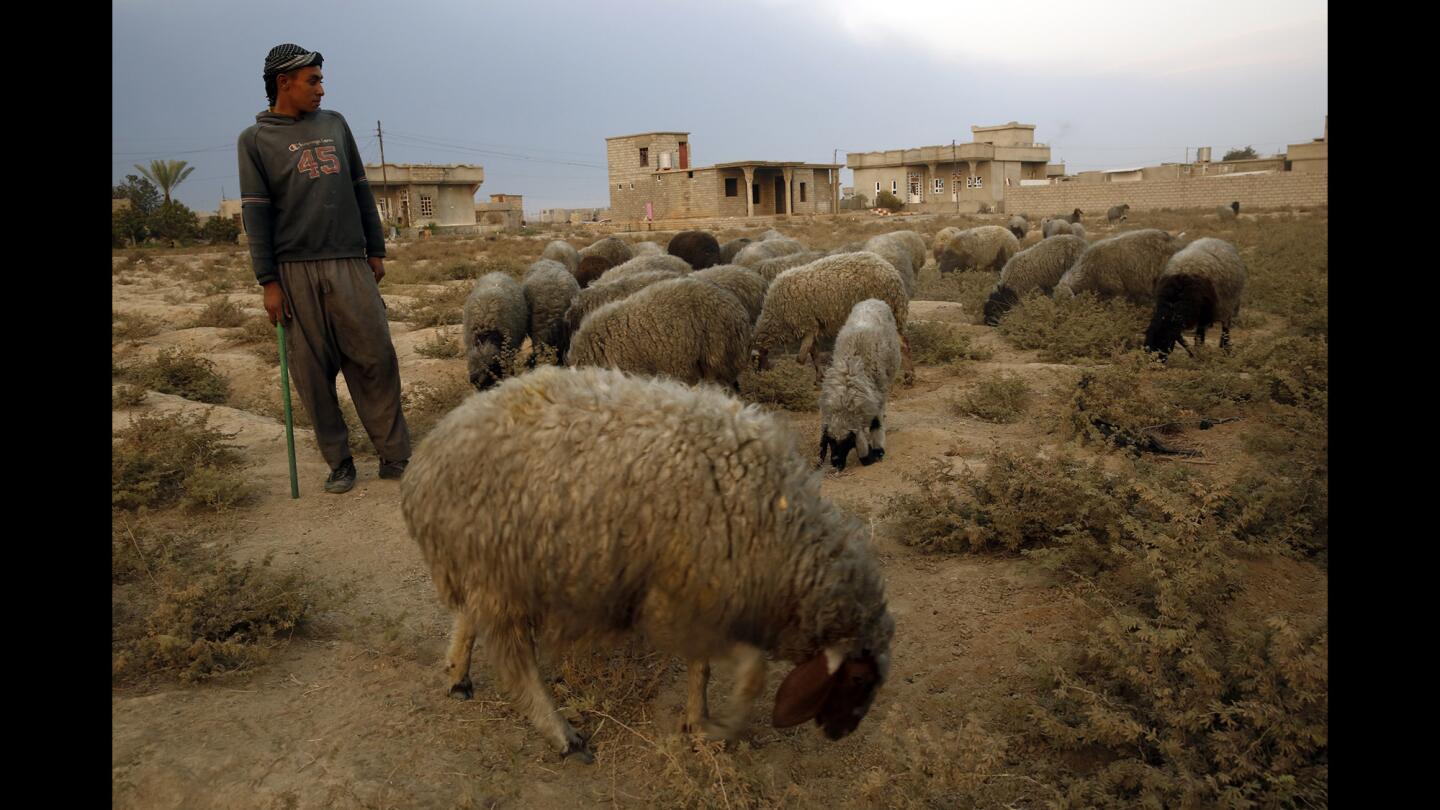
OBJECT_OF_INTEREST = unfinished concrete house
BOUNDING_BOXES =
[475,193,524,231]
[847,122,1051,213]
[364,163,485,230]
[606,131,840,224]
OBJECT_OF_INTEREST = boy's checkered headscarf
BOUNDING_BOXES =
[263,44,323,79]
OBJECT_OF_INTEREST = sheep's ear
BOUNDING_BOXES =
[773,652,840,728]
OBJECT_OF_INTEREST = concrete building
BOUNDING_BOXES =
[1286,116,1328,173]
[846,122,1051,213]
[606,131,840,223]
[538,207,608,224]
[364,163,485,229]
[475,193,524,230]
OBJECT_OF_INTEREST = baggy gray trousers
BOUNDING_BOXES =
[278,258,411,469]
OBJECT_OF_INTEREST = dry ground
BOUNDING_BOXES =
[112,209,1327,809]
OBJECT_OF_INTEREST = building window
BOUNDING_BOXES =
[752,184,761,204]
[687,171,694,179]
[933,178,944,194]
[875,182,881,197]
[419,195,434,217]
[725,178,738,197]
[966,176,983,189]
[890,180,898,195]
[799,182,806,202]
[629,182,634,190]
[639,148,649,167]
[377,198,390,219]
[617,183,623,190]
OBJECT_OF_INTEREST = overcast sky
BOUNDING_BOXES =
[113,0,1327,217]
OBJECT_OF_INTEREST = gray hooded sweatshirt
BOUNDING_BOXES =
[237,109,385,286]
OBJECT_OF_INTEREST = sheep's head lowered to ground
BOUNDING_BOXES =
[773,618,894,740]
[1144,274,1217,358]
[467,330,510,390]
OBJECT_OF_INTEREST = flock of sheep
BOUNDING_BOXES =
[399,208,1250,762]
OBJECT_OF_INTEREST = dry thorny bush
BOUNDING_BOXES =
[118,346,230,404]
[904,320,992,365]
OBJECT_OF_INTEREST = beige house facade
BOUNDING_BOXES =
[364,163,484,229]
[475,193,525,231]
[606,132,839,223]
[846,122,1051,213]
[1286,116,1328,173]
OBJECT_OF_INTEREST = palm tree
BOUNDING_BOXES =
[134,159,196,205]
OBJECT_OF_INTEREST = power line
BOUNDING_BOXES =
[385,129,604,161]
[382,133,607,170]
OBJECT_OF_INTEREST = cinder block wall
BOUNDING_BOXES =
[1003,172,1327,215]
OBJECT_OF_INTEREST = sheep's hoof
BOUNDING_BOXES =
[447,678,474,700]
[871,448,886,461]
[561,737,596,764]
[859,453,878,466]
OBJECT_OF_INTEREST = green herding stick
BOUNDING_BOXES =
[277,321,300,499]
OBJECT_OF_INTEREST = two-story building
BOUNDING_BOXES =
[606,132,840,223]
[846,122,1052,213]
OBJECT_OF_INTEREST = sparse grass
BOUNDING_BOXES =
[738,359,817,411]
[911,267,997,321]
[954,373,1031,423]
[998,291,1150,363]
[403,377,473,442]
[112,384,147,409]
[112,310,166,342]
[190,298,247,328]
[228,316,280,365]
[119,347,230,404]
[391,284,469,327]
[414,327,463,359]
[904,320,992,364]
[111,410,252,512]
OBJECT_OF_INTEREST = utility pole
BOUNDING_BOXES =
[952,139,958,216]
[833,148,839,216]
[377,120,391,227]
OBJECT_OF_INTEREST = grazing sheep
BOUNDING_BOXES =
[567,276,752,388]
[667,230,722,270]
[752,250,825,282]
[1006,215,1028,240]
[1042,218,1074,238]
[575,237,635,287]
[932,225,1020,274]
[751,251,911,383]
[734,236,806,268]
[594,253,692,286]
[1216,201,1240,221]
[760,228,786,240]
[401,364,895,761]
[542,240,579,274]
[1054,228,1183,304]
[1063,208,1083,223]
[1106,204,1130,223]
[462,272,529,390]
[819,300,902,471]
[1070,222,1088,240]
[628,241,664,257]
[522,260,581,362]
[982,235,1088,326]
[1144,237,1247,358]
[719,237,753,264]
[862,232,919,298]
[563,269,681,336]
[690,264,770,323]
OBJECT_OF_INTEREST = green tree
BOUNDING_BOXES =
[113,206,149,247]
[202,215,240,244]
[1222,146,1259,162]
[148,201,200,244]
[134,159,196,205]
[874,190,905,212]
[113,174,162,215]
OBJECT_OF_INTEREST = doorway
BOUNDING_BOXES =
[774,176,786,214]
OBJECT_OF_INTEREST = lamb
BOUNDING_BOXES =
[819,300,902,471]
[574,237,635,287]
[689,264,770,323]
[718,237,753,264]
[541,240,579,274]
[861,232,920,298]
[752,250,826,282]
[1216,201,1240,221]
[563,269,681,337]
[594,253,692,286]
[734,236,806,268]
[931,225,1020,274]
[1054,228,1183,304]
[1042,218,1074,238]
[667,230,722,269]
[401,364,895,762]
[1006,215,1028,240]
[1106,204,1130,223]
[1143,237,1247,358]
[521,260,581,362]
[982,235,1088,326]
[751,251,911,383]
[567,276,752,388]
[462,272,530,390]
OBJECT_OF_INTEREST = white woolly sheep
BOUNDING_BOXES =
[931,225,1020,274]
[982,235,1088,326]
[689,264,770,323]
[819,299,902,472]
[1144,237,1247,358]
[1216,201,1240,221]
[594,253,692,286]
[563,269,681,337]
[542,240,579,274]
[862,232,919,298]
[1070,222,1088,239]
[1042,218,1074,238]
[1006,215,1028,240]
[628,241,664,257]
[734,236,806,268]
[401,364,895,762]
[575,237,635,287]
[1054,228,1183,304]
[462,272,530,390]
[522,259,581,362]
[751,251,912,383]
[567,276,752,388]
[752,250,826,282]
